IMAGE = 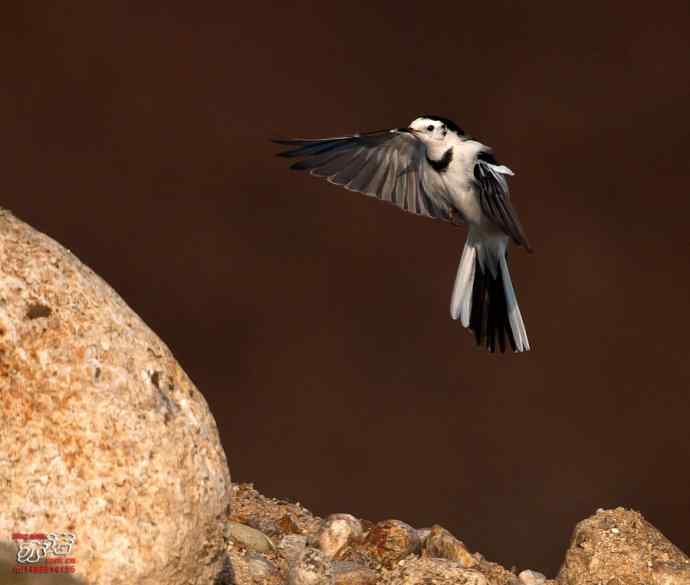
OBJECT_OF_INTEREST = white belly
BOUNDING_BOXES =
[447,180,504,239]
[438,139,485,227]
[449,183,483,225]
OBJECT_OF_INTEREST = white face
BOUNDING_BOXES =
[408,117,449,143]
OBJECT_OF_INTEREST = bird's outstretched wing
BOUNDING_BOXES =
[274,129,456,222]
[474,152,532,251]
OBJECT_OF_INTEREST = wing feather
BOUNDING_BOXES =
[474,157,532,251]
[274,130,454,222]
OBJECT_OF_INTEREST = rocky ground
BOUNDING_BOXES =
[3,485,688,585]
[218,483,690,585]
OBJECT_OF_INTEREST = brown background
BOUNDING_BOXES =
[3,1,689,575]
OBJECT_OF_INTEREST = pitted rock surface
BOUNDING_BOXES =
[558,508,690,585]
[0,210,231,585]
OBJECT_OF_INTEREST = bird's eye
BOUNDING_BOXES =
[427,125,434,131]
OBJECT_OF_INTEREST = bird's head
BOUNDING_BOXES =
[405,116,465,146]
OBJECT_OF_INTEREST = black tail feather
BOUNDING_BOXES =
[469,257,517,353]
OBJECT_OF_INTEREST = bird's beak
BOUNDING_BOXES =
[398,127,418,134]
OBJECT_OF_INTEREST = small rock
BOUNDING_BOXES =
[361,519,421,568]
[422,524,476,567]
[288,548,335,585]
[247,552,280,579]
[229,484,322,542]
[416,527,432,546]
[652,560,690,585]
[380,557,488,585]
[245,516,284,538]
[225,521,275,553]
[279,514,303,534]
[332,560,378,585]
[226,548,283,585]
[318,514,365,559]
[557,507,690,585]
[474,558,525,585]
[519,569,547,585]
[280,534,309,564]
[360,519,375,536]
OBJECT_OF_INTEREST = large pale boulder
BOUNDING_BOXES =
[0,210,231,584]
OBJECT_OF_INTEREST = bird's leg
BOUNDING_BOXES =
[448,208,462,226]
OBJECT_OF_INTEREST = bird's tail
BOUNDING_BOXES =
[450,235,530,353]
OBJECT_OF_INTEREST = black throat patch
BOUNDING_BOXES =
[427,147,453,173]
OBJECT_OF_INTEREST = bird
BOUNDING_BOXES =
[273,115,532,353]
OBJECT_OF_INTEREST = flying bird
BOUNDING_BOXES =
[273,116,532,353]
